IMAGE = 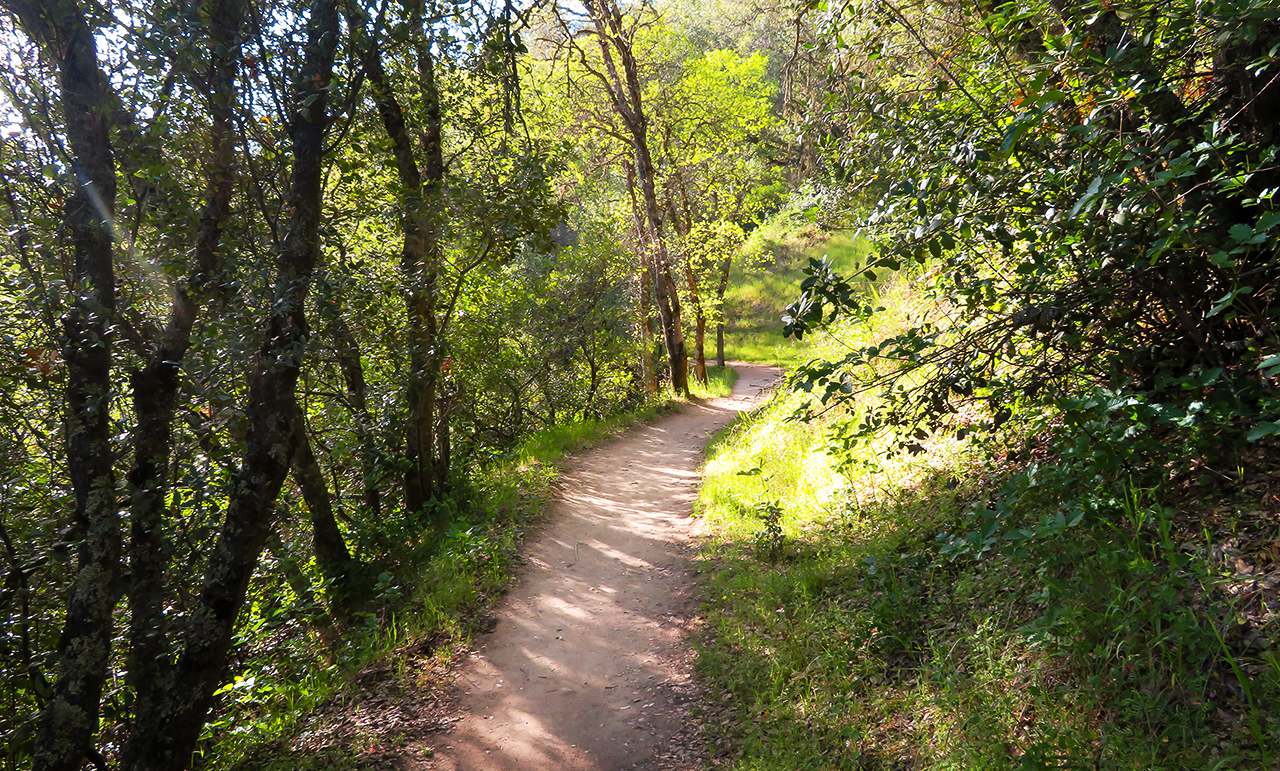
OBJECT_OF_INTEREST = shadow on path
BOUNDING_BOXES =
[413,364,779,771]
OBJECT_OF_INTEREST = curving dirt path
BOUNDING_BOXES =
[412,363,779,771]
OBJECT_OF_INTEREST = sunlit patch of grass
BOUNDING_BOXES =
[698,392,847,545]
[692,386,1103,769]
[694,269,1279,769]
[516,404,664,467]
[722,227,874,367]
[687,364,740,399]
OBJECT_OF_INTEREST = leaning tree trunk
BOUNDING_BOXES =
[584,0,688,396]
[666,181,706,384]
[624,161,658,393]
[628,104,687,396]
[317,278,383,520]
[120,1,340,767]
[288,399,364,607]
[125,0,244,749]
[416,34,451,508]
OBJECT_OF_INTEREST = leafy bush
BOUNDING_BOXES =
[784,0,1280,466]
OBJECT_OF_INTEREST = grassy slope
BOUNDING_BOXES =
[722,222,872,367]
[695,272,1280,769]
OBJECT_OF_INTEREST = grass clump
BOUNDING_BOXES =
[694,271,1280,770]
[517,403,665,466]
[689,364,740,400]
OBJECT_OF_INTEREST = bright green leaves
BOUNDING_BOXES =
[792,0,1280,455]
[782,256,868,340]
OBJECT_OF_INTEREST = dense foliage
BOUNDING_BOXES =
[0,0,750,767]
[705,0,1280,766]
[787,0,1280,455]
[7,0,1275,766]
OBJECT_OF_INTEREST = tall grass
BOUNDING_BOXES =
[689,364,740,399]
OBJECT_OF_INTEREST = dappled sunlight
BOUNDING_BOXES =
[428,365,780,770]
[583,542,652,569]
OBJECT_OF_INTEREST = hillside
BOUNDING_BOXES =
[694,264,1280,769]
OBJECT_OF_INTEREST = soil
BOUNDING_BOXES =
[400,363,780,771]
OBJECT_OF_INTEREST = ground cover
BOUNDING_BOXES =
[695,272,1280,770]
[721,218,872,367]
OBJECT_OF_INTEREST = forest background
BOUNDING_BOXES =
[0,0,1277,768]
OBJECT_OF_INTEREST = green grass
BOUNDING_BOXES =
[723,226,874,367]
[518,403,666,466]
[515,365,736,465]
[694,273,1280,770]
[689,364,740,399]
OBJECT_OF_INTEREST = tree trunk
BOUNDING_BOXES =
[121,1,340,767]
[356,8,449,519]
[651,257,688,394]
[632,134,688,396]
[317,279,383,520]
[289,399,363,604]
[266,531,342,654]
[715,254,731,367]
[2,2,121,767]
[639,257,658,393]
[126,0,244,749]
[665,186,705,385]
[407,42,446,516]
[684,261,708,384]
[584,0,688,396]
[624,161,657,394]
[694,315,708,382]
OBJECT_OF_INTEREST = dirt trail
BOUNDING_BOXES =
[413,363,778,771]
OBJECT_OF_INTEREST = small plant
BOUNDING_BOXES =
[751,501,786,562]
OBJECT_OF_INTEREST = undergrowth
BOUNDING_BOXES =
[695,273,1280,770]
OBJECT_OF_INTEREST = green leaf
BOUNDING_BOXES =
[1256,211,1280,232]
[1229,223,1254,242]
[1247,422,1280,441]
[1069,176,1103,218]
[1207,286,1252,317]
[1000,119,1031,153]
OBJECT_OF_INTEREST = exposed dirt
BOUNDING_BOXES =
[394,363,779,771]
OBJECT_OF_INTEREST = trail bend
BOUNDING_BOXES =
[414,363,779,771]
